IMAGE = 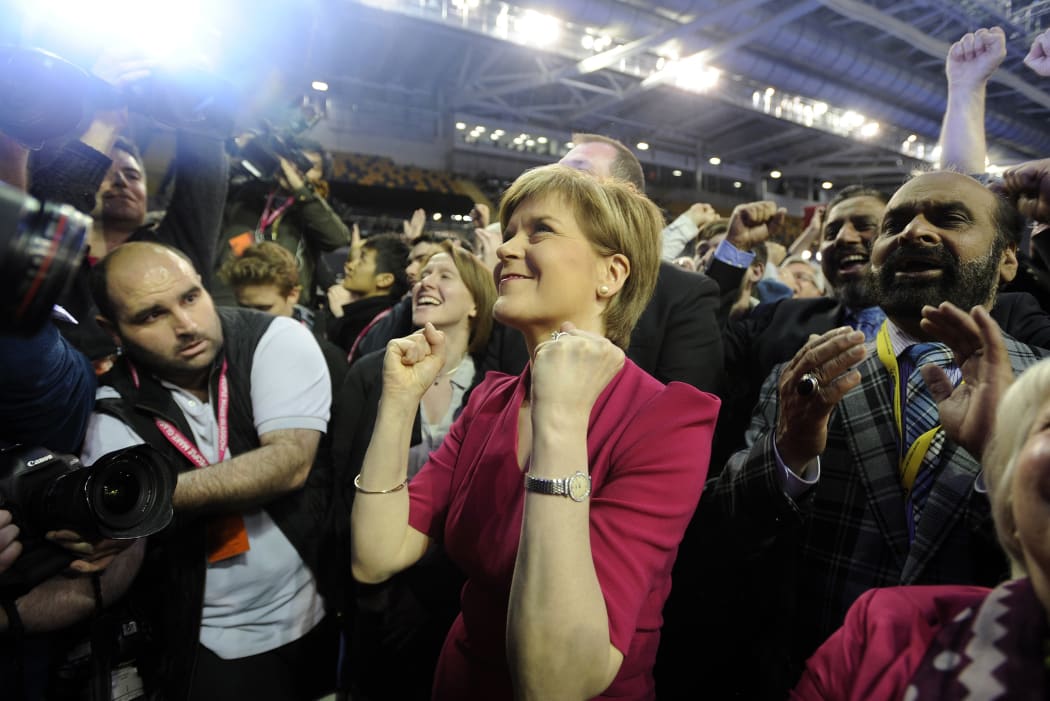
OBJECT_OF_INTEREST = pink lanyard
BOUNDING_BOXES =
[130,359,229,466]
[257,190,295,235]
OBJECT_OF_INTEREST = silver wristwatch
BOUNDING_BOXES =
[523,471,592,502]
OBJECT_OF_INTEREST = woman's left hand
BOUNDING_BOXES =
[530,323,625,425]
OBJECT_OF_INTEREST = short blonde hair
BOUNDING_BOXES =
[498,164,662,349]
[983,357,1050,574]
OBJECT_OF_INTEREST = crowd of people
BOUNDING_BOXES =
[3,20,1050,701]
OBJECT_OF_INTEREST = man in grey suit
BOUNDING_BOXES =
[704,170,1047,698]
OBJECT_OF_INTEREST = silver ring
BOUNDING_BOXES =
[551,331,568,342]
[796,373,820,396]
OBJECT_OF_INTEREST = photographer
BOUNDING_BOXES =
[1,130,148,699]
[215,133,350,309]
[20,48,230,365]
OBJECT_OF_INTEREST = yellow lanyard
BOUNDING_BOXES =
[875,321,942,495]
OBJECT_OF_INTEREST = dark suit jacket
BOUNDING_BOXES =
[628,261,724,393]
[700,335,1046,699]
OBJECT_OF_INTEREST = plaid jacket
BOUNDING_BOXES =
[704,334,1047,687]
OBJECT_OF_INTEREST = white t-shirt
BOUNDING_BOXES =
[81,316,331,659]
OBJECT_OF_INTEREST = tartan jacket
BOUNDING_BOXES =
[702,334,1047,695]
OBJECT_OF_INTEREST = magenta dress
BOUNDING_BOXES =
[407,359,720,700]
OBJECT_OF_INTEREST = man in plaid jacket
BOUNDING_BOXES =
[702,171,1047,699]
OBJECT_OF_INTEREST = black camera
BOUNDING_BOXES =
[0,443,176,598]
[0,181,90,334]
[232,129,318,183]
[0,46,234,147]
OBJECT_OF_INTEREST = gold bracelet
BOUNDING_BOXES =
[353,474,408,494]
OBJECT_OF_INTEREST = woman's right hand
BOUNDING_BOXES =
[381,323,447,401]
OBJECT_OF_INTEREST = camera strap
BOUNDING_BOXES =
[128,360,250,563]
[256,190,295,238]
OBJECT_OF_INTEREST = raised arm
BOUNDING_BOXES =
[350,324,443,584]
[507,325,625,699]
[938,27,1006,174]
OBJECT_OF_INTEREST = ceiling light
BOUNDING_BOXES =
[490,133,500,140]
[581,34,594,50]
[565,141,574,149]
[672,169,683,177]
[733,181,743,189]
[311,81,329,92]
[801,250,812,261]
[526,139,535,147]
[456,122,466,130]
[821,181,833,190]
[907,134,918,143]
[859,122,880,138]
[708,156,721,165]
[637,141,650,151]
[474,125,486,133]
[514,10,560,48]
[537,136,548,144]
[432,213,442,221]
[769,170,782,179]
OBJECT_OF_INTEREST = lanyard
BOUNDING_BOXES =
[875,322,940,495]
[130,359,229,467]
[256,190,295,237]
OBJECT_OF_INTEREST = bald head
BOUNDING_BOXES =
[92,242,198,323]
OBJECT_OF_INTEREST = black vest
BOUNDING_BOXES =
[96,307,345,699]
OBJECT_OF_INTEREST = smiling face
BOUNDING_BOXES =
[98,149,148,228]
[342,244,383,296]
[494,193,617,346]
[104,244,223,390]
[411,252,477,333]
[819,195,885,307]
[868,172,1016,327]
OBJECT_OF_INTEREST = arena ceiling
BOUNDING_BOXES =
[295,0,1050,197]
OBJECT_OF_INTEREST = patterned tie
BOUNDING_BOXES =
[847,306,887,342]
[901,342,956,532]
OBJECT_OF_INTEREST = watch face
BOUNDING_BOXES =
[567,472,591,502]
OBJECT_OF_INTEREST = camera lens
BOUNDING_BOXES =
[100,468,141,516]
[0,182,90,334]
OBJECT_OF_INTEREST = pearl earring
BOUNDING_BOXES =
[599,285,610,296]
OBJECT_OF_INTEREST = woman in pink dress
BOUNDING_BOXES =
[350,164,720,700]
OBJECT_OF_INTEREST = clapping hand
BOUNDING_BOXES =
[918,303,1013,459]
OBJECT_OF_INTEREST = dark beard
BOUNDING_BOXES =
[869,244,1001,322]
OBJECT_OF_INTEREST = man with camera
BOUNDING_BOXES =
[215,133,350,311]
[81,241,336,700]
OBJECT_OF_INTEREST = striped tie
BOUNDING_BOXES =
[902,342,955,532]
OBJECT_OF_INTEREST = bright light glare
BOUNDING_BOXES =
[514,10,560,47]
[708,156,721,165]
[636,142,650,151]
[27,0,214,64]
[907,134,918,143]
[673,58,721,92]
[821,181,833,190]
[537,136,548,144]
[456,122,467,130]
[432,213,443,221]
[801,250,812,260]
[733,181,743,188]
[859,122,880,138]
[842,111,866,129]
[769,170,782,179]
[672,169,683,177]
[311,81,329,92]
